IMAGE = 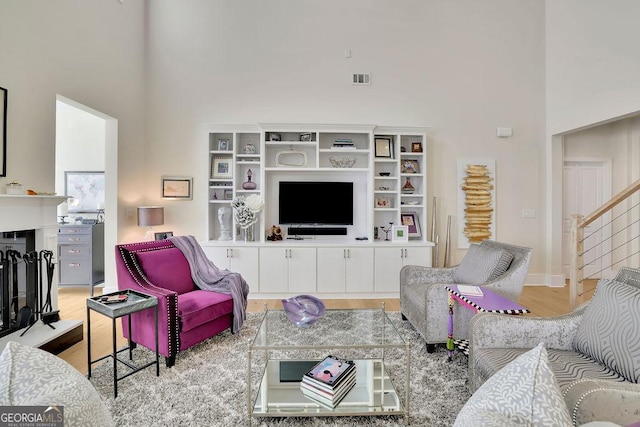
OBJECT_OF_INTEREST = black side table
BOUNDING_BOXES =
[86,289,159,397]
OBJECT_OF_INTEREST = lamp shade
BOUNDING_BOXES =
[137,206,164,227]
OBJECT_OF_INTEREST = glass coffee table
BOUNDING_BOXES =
[248,304,410,425]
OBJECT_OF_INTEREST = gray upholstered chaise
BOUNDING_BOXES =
[469,266,640,426]
[399,239,532,351]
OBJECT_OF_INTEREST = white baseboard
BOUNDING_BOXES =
[525,273,566,287]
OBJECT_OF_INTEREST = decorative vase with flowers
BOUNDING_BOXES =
[231,194,264,242]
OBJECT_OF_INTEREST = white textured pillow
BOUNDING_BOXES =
[454,343,572,426]
[453,243,514,285]
[573,278,640,383]
[0,341,114,427]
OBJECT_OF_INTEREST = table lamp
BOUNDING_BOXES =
[57,202,69,224]
[137,206,164,240]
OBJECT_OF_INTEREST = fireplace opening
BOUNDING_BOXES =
[0,230,38,338]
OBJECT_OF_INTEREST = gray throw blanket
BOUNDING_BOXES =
[169,235,249,333]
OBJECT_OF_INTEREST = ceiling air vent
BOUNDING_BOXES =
[352,73,371,86]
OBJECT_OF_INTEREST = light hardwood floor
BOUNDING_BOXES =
[56,283,595,374]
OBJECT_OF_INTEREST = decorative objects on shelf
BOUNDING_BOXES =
[281,294,326,327]
[401,177,415,194]
[5,181,23,195]
[379,222,393,241]
[242,169,257,190]
[329,156,356,168]
[276,149,307,167]
[217,206,232,241]
[244,141,256,154]
[401,159,420,174]
[57,201,69,224]
[231,194,264,242]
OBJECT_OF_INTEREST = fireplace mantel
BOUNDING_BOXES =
[0,194,68,233]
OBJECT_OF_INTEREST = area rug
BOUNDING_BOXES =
[89,312,470,426]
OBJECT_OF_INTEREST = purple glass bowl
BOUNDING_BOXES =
[281,295,326,328]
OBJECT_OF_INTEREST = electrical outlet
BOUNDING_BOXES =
[352,73,371,85]
[126,208,134,218]
[521,209,536,218]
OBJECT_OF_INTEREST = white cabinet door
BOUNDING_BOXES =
[403,246,431,268]
[227,246,260,292]
[345,247,374,293]
[288,248,317,294]
[374,247,404,293]
[259,247,289,293]
[201,245,260,292]
[317,248,347,293]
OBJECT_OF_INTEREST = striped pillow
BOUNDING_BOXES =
[573,278,640,383]
[453,244,514,285]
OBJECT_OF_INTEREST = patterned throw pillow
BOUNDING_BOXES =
[454,343,572,426]
[0,341,114,427]
[453,243,514,285]
[573,278,640,383]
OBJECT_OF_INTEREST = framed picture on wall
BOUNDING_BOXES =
[154,231,174,240]
[65,171,105,213]
[162,176,193,200]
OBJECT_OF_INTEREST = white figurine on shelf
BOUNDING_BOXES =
[218,207,232,241]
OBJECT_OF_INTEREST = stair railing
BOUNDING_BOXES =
[569,178,640,309]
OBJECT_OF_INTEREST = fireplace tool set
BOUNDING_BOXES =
[0,249,59,338]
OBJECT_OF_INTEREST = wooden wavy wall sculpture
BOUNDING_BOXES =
[461,164,493,243]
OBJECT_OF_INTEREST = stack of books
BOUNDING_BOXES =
[300,355,356,409]
[332,139,355,149]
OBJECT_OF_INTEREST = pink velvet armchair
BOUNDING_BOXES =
[115,240,234,367]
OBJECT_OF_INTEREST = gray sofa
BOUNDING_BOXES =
[468,267,640,426]
[400,239,532,351]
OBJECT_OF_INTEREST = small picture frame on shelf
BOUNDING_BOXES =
[269,133,282,142]
[392,225,409,242]
[375,137,393,158]
[375,197,391,208]
[299,132,312,142]
[161,176,193,200]
[211,157,233,179]
[223,189,233,200]
[218,139,230,151]
[401,159,420,174]
[401,212,421,237]
[154,231,174,241]
[411,142,423,153]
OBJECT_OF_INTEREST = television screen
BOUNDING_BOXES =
[279,181,353,225]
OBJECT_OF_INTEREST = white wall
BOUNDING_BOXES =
[545,0,640,280]
[144,0,547,273]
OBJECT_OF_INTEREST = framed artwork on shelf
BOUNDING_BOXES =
[65,171,105,213]
[162,176,193,200]
[211,157,233,179]
[411,142,423,153]
[223,189,233,200]
[375,137,393,158]
[392,225,409,242]
[299,132,312,142]
[375,197,391,208]
[218,139,230,151]
[154,231,174,241]
[401,212,421,237]
[401,159,420,174]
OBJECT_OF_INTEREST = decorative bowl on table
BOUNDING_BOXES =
[281,295,326,328]
[329,156,356,168]
[378,172,391,177]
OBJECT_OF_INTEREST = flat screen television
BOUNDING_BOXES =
[279,181,353,225]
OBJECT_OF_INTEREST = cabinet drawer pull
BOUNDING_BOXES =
[67,263,81,268]
[67,249,81,254]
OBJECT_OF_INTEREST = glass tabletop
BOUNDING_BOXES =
[250,308,405,350]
